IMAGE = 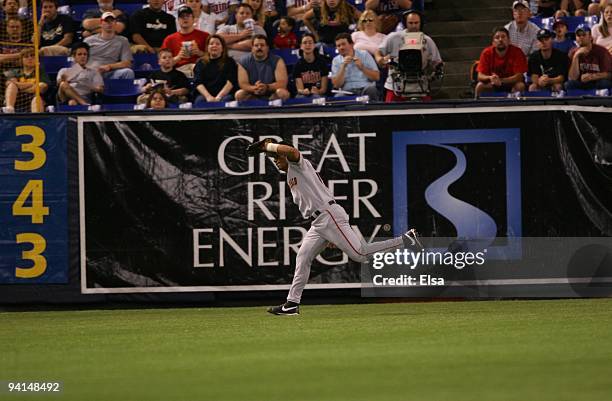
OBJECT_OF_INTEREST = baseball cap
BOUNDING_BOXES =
[512,0,529,8]
[552,19,568,29]
[575,23,590,34]
[101,11,115,20]
[177,6,193,16]
[537,29,553,40]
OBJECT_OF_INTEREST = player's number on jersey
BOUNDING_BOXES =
[14,125,46,171]
[15,233,47,278]
[12,180,49,224]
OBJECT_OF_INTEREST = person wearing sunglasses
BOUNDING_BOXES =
[352,9,386,56]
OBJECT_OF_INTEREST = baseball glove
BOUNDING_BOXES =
[246,138,273,156]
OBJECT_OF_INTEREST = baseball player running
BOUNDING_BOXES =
[246,138,422,315]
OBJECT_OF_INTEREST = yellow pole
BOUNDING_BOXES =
[31,0,42,112]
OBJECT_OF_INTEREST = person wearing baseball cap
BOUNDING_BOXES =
[84,7,135,79]
[551,19,576,54]
[160,5,209,77]
[505,0,540,56]
[528,29,569,91]
[565,23,612,90]
[130,0,177,54]
[81,1,128,39]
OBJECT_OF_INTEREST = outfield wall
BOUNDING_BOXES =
[2,102,612,304]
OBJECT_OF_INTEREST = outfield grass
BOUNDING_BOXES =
[1,299,612,401]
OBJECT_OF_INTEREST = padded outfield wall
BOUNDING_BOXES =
[1,103,612,305]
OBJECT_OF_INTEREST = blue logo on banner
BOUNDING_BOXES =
[393,129,522,259]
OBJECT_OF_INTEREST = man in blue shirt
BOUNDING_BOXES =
[331,32,380,100]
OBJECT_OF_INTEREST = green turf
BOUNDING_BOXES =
[1,299,612,401]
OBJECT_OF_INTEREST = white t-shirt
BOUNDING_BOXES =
[591,24,612,52]
[287,155,334,219]
[203,0,240,21]
[351,31,387,56]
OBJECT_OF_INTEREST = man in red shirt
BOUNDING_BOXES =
[476,26,527,97]
[565,24,612,91]
[161,6,209,78]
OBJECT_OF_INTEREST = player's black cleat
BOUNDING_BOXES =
[403,229,423,250]
[267,301,300,316]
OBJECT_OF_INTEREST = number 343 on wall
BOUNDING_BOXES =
[12,126,50,279]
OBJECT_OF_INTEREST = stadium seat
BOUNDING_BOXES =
[565,89,609,97]
[102,79,144,104]
[70,4,96,21]
[272,48,300,68]
[319,44,337,60]
[237,99,271,107]
[520,90,554,98]
[41,56,71,75]
[56,104,90,112]
[193,98,226,108]
[133,52,160,78]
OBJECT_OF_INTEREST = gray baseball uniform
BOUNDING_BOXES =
[286,155,404,303]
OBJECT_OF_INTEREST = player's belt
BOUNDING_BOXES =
[312,200,336,219]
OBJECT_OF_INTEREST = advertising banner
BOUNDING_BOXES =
[79,107,612,295]
[0,118,69,283]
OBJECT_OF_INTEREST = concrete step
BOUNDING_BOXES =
[435,86,475,100]
[443,60,475,75]
[443,72,472,87]
[432,0,510,9]
[432,34,491,49]
[440,46,483,62]
[426,6,510,21]
[427,19,507,35]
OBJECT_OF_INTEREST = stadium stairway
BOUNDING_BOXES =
[427,0,511,99]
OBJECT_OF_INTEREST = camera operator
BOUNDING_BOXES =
[375,10,442,102]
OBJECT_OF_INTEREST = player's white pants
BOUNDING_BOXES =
[287,203,404,304]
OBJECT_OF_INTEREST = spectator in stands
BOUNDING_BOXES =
[85,12,135,79]
[375,10,442,102]
[1,0,32,42]
[130,0,177,54]
[193,34,238,102]
[286,0,312,22]
[352,9,386,56]
[235,34,290,100]
[273,16,298,48]
[3,49,49,113]
[0,17,25,65]
[592,4,612,54]
[552,19,576,53]
[248,0,267,26]
[204,0,240,28]
[56,42,104,105]
[533,0,561,18]
[566,23,612,89]
[161,6,208,77]
[146,87,170,109]
[304,0,360,46]
[365,0,412,34]
[138,48,190,104]
[475,27,527,97]
[82,0,128,38]
[528,29,568,91]
[38,0,74,56]
[560,0,589,16]
[554,8,570,18]
[588,0,609,16]
[217,4,267,61]
[331,32,379,99]
[177,0,216,34]
[506,0,540,55]
[293,33,329,96]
